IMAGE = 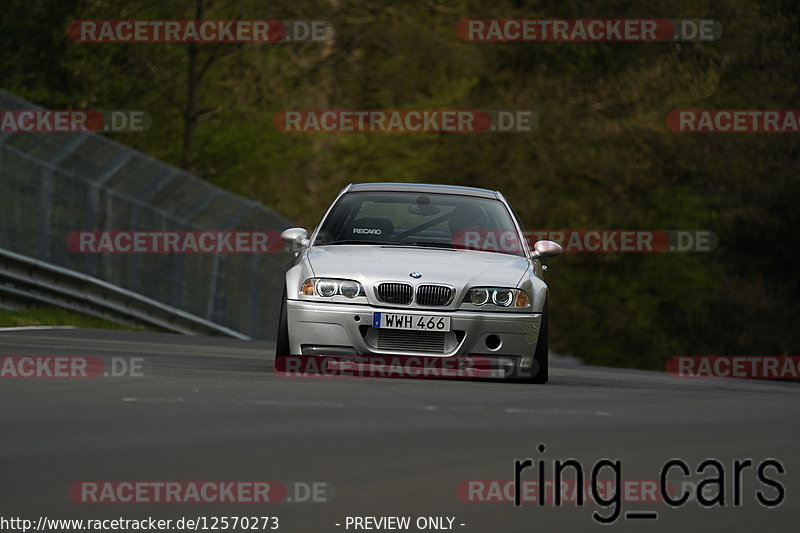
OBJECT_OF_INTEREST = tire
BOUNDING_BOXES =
[517,298,549,383]
[273,288,291,371]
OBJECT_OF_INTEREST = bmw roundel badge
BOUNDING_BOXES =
[409,272,422,279]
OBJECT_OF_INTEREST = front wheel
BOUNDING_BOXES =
[515,299,548,383]
[274,288,291,371]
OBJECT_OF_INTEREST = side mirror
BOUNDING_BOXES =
[281,227,310,248]
[530,240,563,259]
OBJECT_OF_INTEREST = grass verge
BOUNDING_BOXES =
[0,307,143,330]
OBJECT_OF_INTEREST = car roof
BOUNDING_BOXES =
[346,182,499,199]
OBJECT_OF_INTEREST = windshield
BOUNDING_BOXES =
[313,191,526,256]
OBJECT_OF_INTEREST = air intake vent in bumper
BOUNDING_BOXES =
[377,330,447,354]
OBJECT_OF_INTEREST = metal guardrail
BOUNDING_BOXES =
[0,247,250,339]
[0,89,292,339]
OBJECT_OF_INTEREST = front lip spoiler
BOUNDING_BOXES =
[325,359,511,379]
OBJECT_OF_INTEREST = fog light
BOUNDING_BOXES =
[485,334,502,351]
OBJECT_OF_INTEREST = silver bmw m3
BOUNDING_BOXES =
[275,182,562,383]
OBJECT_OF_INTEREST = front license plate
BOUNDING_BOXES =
[373,312,451,332]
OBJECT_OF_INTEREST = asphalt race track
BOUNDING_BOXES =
[1,328,798,532]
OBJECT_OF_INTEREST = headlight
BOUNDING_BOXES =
[339,281,361,299]
[300,278,364,299]
[470,288,490,305]
[463,287,530,309]
[317,279,338,297]
[492,289,514,307]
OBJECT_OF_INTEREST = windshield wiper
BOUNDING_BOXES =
[321,239,395,246]
[321,240,463,249]
[400,242,461,250]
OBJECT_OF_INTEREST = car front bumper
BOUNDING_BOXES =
[285,299,543,368]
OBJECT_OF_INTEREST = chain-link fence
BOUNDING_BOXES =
[0,89,293,339]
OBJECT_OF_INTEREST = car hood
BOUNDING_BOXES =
[306,245,530,287]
